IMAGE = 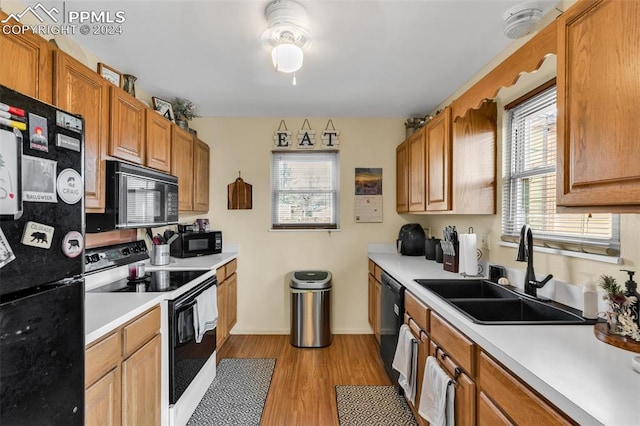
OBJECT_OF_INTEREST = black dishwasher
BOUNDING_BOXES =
[380,271,405,385]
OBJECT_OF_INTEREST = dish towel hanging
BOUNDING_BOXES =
[392,324,418,403]
[193,285,218,343]
[418,356,455,426]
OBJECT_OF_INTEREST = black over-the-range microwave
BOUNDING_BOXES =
[170,231,222,258]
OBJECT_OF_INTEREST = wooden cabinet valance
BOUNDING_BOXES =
[451,21,557,121]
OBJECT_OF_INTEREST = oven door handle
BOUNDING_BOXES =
[175,298,198,312]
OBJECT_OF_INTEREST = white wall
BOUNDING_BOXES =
[184,118,407,333]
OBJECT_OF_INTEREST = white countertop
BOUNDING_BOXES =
[85,252,237,345]
[369,252,640,426]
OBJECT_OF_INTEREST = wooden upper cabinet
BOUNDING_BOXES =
[145,109,171,172]
[0,13,53,103]
[452,101,497,214]
[557,0,640,210]
[396,141,409,213]
[171,126,194,211]
[109,86,145,164]
[407,129,426,212]
[53,51,109,212]
[193,138,210,212]
[425,107,452,211]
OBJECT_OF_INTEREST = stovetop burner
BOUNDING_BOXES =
[89,270,207,293]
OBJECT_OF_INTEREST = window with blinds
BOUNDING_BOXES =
[271,151,339,229]
[502,83,619,256]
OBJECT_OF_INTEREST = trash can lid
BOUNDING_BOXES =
[294,271,329,281]
[291,270,332,289]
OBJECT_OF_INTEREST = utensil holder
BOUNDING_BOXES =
[151,244,170,265]
[443,243,459,273]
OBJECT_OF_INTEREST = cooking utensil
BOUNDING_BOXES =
[166,233,179,246]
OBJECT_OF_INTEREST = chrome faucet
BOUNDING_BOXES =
[516,224,553,298]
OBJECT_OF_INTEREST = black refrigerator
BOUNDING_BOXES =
[0,85,85,425]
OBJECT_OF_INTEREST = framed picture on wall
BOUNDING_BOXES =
[152,97,175,122]
[97,63,123,87]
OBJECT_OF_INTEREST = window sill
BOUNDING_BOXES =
[499,241,623,264]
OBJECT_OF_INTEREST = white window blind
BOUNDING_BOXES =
[502,84,620,256]
[271,151,339,229]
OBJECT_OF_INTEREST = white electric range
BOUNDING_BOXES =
[85,240,222,426]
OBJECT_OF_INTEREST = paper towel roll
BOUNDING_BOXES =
[459,234,477,276]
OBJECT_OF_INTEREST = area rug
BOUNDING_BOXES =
[187,358,276,426]
[335,385,417,426]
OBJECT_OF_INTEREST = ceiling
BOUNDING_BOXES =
[57,0,557,118]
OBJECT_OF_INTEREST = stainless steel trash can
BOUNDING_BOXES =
[290,271,332,348]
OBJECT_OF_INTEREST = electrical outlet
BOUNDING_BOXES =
[481,234,490,250]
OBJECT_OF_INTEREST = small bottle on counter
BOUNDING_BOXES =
[582,284,598,319]
[621,269,640,326]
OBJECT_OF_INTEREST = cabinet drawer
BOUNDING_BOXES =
[374,265,382,282]
[478,391,513,426]
[86,331,120,387]
[122,306,160,357]
[430,312,474,375]
[478,351,572,426]
[225,259,237,277]
[216,265,226,283]
[428,341,476,426]
[405,291,429,332]
[368,260,375,275]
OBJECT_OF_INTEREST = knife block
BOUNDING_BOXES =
[443,243,459,273]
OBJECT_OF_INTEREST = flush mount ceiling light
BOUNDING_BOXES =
[503,2,543,39]
[261,0,312,85]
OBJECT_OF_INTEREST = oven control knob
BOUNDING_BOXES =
[122,248,130,256]
[91,254,100,263]
[85,255,91,264]
[133,246,140,253]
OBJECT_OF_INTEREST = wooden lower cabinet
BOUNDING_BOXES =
[478,391,513,426]
[367,260,382,344]
[403,291,431,424]
[85,367,121,426]
[477,351,572,425]
[381,265,576,425]
[217,259,238,349]
[227,273,238,329]
[122,334,161,426]
[217,278,228,347]
[85,306,160,426]
[429,341,476,426]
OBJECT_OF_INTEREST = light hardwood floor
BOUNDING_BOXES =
[217,334,392,426]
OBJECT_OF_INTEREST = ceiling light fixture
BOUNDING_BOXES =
[502,2,543,39]
[262,0,311,85]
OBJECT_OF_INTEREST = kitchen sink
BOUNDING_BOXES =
[414,278,594,325]
[414,279,518,299]
[449,299,589,325]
